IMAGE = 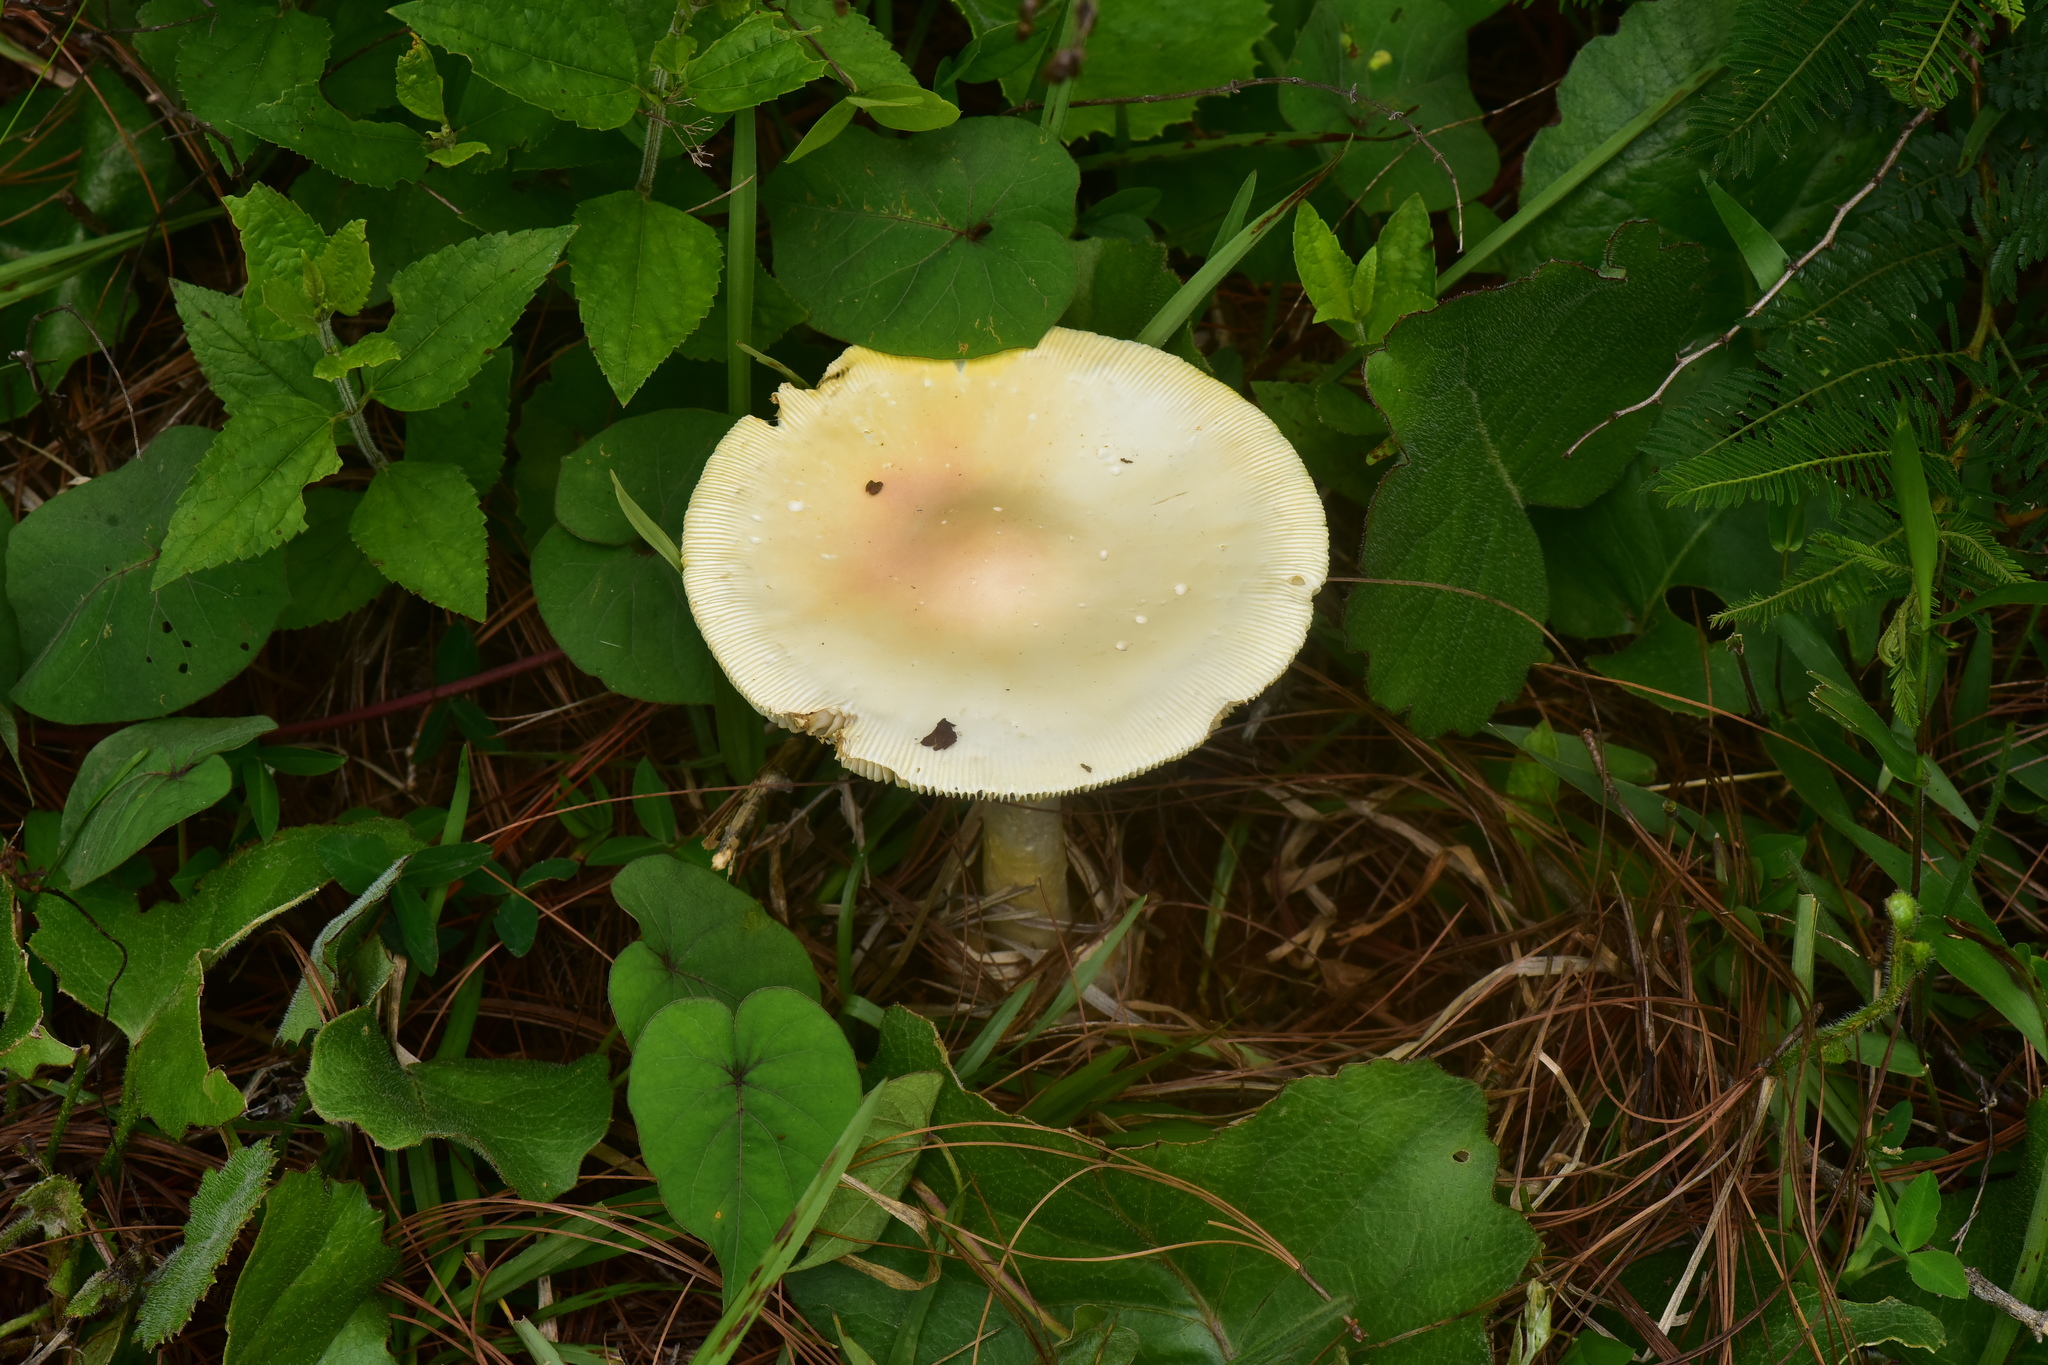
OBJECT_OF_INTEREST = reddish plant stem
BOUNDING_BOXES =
[266,648,567,738]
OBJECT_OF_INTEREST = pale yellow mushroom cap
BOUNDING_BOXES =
[682,327,1329,799]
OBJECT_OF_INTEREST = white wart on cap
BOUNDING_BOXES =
[683,327,1329,799]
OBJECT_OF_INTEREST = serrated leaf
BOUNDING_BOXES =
[7,427,288,724]
[225,185,329,342]
[1281,0,1500,213]
[787,0,917,90]
[54,714,274,888]
[572,191,723,405]
[1348,222,1708,734]
[679,262,809,362]
[279,489,388,629]
[173,281,340,418]
[312,334,400,381]
[152,398,340,588]
[393,34,444,123]
[791,1071,942,1271]
[404,347,513,494]
[305,1006,611,1200]
[391,0,640,129]
[766,119,1078,358]
[351,461,489,620]
[424,139,490,166]
[1292,201,1359,328]
[314,220,373,316]
[629,989,863,1294]
[360,226,573,412]
[225,1173,398,1365]
[607,854,820,1047]
[684,12,826,112]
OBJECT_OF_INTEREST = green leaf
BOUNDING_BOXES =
[310,1299,396,1365]
[315,221,375,317]
[532,410,728,703]
[683,12,827,113]
[794,1008,1536,1365]
[404,348,514,494]
[225,185,330,342]
[394,34,446,123]
[392,0,641,129]
[54,715,273,889]
[135,1134,276,1345]
[786,0,918,90]
[766,119,1078,359]
[173,282,340,419]
[1252,381,1388,508]
[305,1007,612,1200]
[1348,223,1708,734]
[279,489,388,629]
[351,461,489,620]
[791,1071,942,1271]
[225,1173,398,1365]
[786,98,860,163]
[629,988,862,1293]
[1835,1297,1946,1351]
[312,335,401,381]
[852,84,962,133]
[1060,238,1183,341]
[608,854,820,1047]
[1909,1248,1973,1298]
[1281,0,1501,213]
[152,399,341,588]
[1292,201,1360,329]
[1364,192,1437,344]
[1702,176,1788,289]
[1893,1171,1941,1249]
[679,263,809,363]
[361,227,574,412]
[572,191,723,405]
[8,427,289,724]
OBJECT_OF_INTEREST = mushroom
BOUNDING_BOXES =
[684,327,1327,959]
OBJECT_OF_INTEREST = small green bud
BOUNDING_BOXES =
[1887,890,1920,933]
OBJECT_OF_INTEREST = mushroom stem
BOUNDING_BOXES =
[980,798,1069,949]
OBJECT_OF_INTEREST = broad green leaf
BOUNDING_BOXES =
[629,989,862,1293]
[850,83,961,133]
[683,12,826,113]
[404,348,514,494]
[54,714,273,888]
[791,1071,942,1271]
[794,1008,1537,1365]
[172,282,340,419]
[0,882,71,1079]
[533,410,727,703]
[279,489,388,629]
[1281,0,1502,213]
[312,335,400,381]
[392,0,641,129]
[305,1006,611,1201]
[129,962,247,1137]
[1892,1171,1941,1251]
[1348,222,1709,734]
[225,185,329,341]
[180,2,426,188]
[766,119,1079,359]
[1498,0,1890,296]
[225,1173,398,1365]
[679,263,809,363]
[361,227,574,412]
[1364,193,1437,344]
[530,530,719,703]
[608,854,820,1047]
[350,461,489,620]
[153,399,341,588]
[1292,201,1359,328]
[7,428,289,724]
[1061,238,1182,341]
[394,34,445,123]
[787,0,917,90]
[136,1143,278,1347]
[313,1299,397,1365]
[572,191,723,404]
[786,98,860,163]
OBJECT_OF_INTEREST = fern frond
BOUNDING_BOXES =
[1715,528,1910,625]
[1871,0,1995,107]
[1980,159,2048,301]
[1756,218,1963,332]
[1691,0,1883,175]
[1939,516,2032,584]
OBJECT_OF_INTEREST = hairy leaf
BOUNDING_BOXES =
[350,461,489,620]
[685,12,827,111]
[305,1006,612,1201]
[172,282,340,418]
[608,854,820,1046]
[135,1139,275,1346]
[629,989,862,1295]
[7,427,288,724]
[224,185,331,341]
[361,227,573,412]
[572,192,723,404]
[391,0,641,129]
[226,1173,398,1365]
[766,119,1078,358]
[1040,0,1270,144]
[153,399,341,588]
